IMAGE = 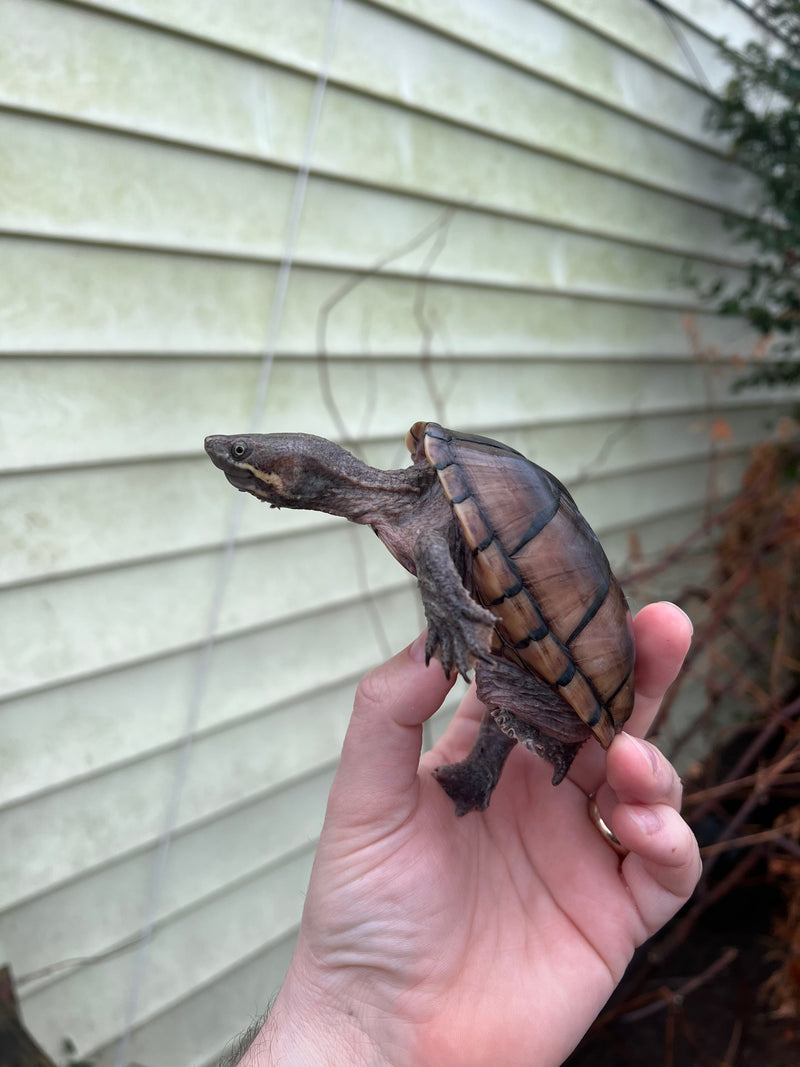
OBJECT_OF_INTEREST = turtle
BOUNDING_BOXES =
[204,421,635,815]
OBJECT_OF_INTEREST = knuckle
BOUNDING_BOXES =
[354,665,395,715]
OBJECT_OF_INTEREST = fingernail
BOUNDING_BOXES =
[673,604,694,636]
[409,631,428,662]
[629,805,662,835]
[630,735,660,777]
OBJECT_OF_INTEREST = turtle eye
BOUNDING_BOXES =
[231,440,248,459]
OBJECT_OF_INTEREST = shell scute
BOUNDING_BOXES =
[513,501,610,646]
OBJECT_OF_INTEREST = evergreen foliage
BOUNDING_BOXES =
[706,2,800,388]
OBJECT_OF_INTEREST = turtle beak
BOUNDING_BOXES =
[204,435,231,471]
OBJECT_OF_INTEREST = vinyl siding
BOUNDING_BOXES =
[0,0,788,1062]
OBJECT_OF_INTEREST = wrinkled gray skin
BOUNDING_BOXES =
[205,432,584,814]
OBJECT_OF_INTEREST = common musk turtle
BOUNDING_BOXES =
[205,421,635,815]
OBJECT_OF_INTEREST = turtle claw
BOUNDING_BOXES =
[412,528,496,678]
[425,600,495,679]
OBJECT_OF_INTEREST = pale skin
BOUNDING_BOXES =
[237,602,700,1067]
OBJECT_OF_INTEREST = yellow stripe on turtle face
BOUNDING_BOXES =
[241,463,287,499]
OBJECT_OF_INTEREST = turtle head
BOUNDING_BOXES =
[204,432,358,510]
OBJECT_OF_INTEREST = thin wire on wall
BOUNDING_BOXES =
[113,3,344,1063]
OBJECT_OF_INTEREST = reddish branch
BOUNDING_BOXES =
[592,436,800,1050]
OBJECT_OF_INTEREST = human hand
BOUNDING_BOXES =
[240,602,700,1067]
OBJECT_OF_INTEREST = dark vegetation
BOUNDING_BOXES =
[567,435,800,1066]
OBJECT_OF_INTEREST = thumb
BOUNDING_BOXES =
[325,633,456,828]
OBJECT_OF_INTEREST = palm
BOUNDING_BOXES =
[281,604,699,1067]
[304,732,636,1067]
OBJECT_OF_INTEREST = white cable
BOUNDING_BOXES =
[113,3,343,1062]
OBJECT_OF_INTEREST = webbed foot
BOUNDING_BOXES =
[424,596,495,679]
[433,710,516,815]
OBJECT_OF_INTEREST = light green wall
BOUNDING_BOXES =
[0,0,784,1062]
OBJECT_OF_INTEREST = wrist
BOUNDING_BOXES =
[236,966,395,1067]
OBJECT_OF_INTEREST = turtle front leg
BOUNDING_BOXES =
[433,710,516,815]
[412,528,495,679]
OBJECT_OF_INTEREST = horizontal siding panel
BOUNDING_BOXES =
[88,933,299,1067]
[0,672,459,914]
[102,0,747,202]
[542,0,748,90]
[353,0,717,144]
[18,846,316,1056]
[575,449,748,535]
[320,2,740,200]
[604,501,719,588]
[1,404,779,586]
[0,679,346,907]
[0,0,753,211]
[87,0,333,75]
[0,456,262,587]
[1,769,333,983]
[0,115,750,284]
[0,588,421,806]
[0,113,301,256]
[0,355,758,474]
[89,0,717,147]
[0,0,312,158]
[500,406,780,482]
[0,526,411,697]
[661,0,766,51]
[0,115,745,266]
[0,240,753,355]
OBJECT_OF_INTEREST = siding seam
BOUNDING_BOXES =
[0,232,726,313]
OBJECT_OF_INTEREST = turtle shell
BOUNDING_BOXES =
[405,421,635,747]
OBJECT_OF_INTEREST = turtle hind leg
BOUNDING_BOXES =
[433,710,516,816]
[475,657,590,786]
[492,710,584,785]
